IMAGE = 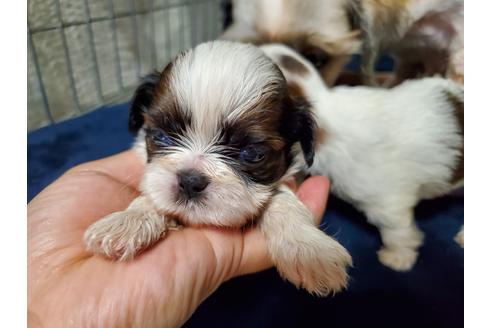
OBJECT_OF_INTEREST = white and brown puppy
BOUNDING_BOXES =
[222,0,463,86]
[261,44,464,271]
[222,0,363,86]
[84,41,352,296]
[356,0,464,85]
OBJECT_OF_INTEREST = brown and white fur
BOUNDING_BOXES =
[221,0,362,86]
[222,0,463,86]
[356,0,464,85]
[261,44,464,271]
[84,41,352,296]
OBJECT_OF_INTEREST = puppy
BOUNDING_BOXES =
[355,0,464,85]
[222,0,463,86]
[84,41,352,296]
[221,0,362,86]
[261,44,463,271]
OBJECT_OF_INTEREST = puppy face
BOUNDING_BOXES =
[129,41,315,227]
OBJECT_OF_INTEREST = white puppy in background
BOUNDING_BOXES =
[84,41,352,296]
[261,44,463,271]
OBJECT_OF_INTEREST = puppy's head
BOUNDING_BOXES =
[130,41,315,227]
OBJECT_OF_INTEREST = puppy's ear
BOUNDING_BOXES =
[281,89,316,167]
[129,71,161,133]
[294,100,316,167]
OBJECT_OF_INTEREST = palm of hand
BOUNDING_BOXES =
[28,151,329,327]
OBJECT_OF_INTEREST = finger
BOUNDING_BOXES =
[66,150,144,190]
[29,172,138,230]
[296,176,330,225]
[233,227,272,277]
[284,178,298,193]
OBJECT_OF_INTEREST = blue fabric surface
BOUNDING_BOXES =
[27,103,463,328]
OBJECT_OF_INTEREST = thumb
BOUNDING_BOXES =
[296,176,331,225]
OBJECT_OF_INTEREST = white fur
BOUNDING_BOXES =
[223,0,355,50]
[141,152,272,227]
[261,185,352,295]
[262,44,463,271]
[84,196,167,260]
[169,41,284,139]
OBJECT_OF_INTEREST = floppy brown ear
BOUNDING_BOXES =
[128,71,161,133]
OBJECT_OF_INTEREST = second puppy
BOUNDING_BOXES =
[261,44,464,271]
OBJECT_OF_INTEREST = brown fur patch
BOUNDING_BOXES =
[319,54,352,86]
[142,60,193,159]
[445,90,464,184]
[222,84,292,184]
[287,81,307,100]
[141,47,314,186]
[316,127,328,147]
[279,55,309,76]
[393,11,456,83]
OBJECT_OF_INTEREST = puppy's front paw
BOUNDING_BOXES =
[84,209,166,261]
[378,247,418,271]
[273,231,352,296]
[454,227,464,248]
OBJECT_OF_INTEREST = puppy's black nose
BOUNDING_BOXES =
[177,169,210,199]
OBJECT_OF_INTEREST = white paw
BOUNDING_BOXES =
[378,247,418,271]
[273,232,352,296]
[84,209,167,261]
[454,228,464,248]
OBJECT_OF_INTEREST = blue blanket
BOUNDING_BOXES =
[28,103,463,328]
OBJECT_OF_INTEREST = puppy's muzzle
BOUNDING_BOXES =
[177,169,210,199]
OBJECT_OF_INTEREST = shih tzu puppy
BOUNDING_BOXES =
[222,0,463,86]
[355,0,463,85]
[84,41,352,296]
[261,43,464,271]
[221,0,363,86]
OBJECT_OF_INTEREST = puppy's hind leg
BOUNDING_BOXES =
[259,185,352,296]
[84,196,167,261]
[364,203,424,272]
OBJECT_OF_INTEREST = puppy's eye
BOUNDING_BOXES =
[240,144,268,163]
[150,129,173,146]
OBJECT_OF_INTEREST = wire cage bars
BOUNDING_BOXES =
[27,0,224,131]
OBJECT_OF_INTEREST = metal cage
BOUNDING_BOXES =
[27,0,224,131]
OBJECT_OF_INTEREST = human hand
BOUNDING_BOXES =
[28,150,331,328]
